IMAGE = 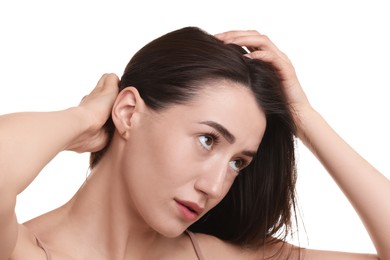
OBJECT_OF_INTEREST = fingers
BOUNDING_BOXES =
[88,129,110,153]
[68,129,109,153]
[217,29,308,114]
[215,30,292,75]
[214,30,260,41]
[80,73,119,106]
[95,73,120,91]
[216,30,281,54]
[244,50,274,63]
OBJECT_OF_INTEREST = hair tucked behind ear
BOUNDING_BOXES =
[90,26,299,252]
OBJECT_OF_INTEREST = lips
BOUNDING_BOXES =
[175,199,204,221]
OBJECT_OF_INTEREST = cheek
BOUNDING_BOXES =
[125,126,199,185]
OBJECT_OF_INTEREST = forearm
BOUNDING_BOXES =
[0,107,89,195]
[297,107,390,259]
[0,109,85,258]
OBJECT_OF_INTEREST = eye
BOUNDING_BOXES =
[229,159,246,173]
[198,135,215,151]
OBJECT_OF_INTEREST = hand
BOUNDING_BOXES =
[215,30,312,121]
[66,73,119,153]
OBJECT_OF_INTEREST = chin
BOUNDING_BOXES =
[149,219,189,238]
[157,225,188,238]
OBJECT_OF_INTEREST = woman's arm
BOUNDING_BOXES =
[295,103,389,258]
[216,31,389,259]
[0,73,119,259]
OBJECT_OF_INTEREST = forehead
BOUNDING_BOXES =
[194,79,264,119]
[192,79,257,107]
[160,79,266,147]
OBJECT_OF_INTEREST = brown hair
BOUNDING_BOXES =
[90,27,298,251]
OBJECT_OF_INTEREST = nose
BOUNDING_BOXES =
[194,160,227,199]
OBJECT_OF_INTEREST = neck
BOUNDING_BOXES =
[59,150,167,259]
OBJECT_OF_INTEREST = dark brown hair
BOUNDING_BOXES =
[90,27,298,251]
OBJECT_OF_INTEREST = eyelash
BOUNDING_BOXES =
[230,158,249,173]
[198,131,221,151]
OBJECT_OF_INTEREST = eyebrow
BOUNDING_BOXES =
[199,121,236,144]
[242,150,256,158]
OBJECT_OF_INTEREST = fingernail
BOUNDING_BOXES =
[244,53,253,59]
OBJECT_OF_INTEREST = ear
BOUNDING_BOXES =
[112,87,145,139]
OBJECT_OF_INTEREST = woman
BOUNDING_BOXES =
[1,27,388,259]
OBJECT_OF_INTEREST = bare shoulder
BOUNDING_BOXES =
[192,233,378,260]
[193,232,308,259]
[9,224,47,260]
[10,209,65,260]
[193,233,262,260]
[303,249,378,260]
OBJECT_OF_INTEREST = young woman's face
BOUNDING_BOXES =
[121,80,266,237]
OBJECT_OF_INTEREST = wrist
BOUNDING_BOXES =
[64,106,110,153]
[293,105,319,140]
[63,107,95,151]
[67,106,94,132]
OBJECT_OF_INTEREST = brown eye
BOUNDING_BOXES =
[199,135,214,150]
[229,159,245,172]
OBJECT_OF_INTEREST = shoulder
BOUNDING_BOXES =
[190,233,379,259]
[11,209,66,260]
[9,224,48,260]
[191,233,262,260]
[302,249,378,260]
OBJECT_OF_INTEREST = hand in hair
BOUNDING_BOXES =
[66,73,119,153]
[215,30,311,126]
[218,30,390,259]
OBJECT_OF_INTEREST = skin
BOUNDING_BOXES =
[3,80,265,259]
[1,30,389,259]
[215,30,389,259]
[108,82,265,239]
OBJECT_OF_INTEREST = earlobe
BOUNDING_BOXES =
[111,87,144,139]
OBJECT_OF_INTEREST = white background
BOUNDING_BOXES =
[1,0,389,255]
